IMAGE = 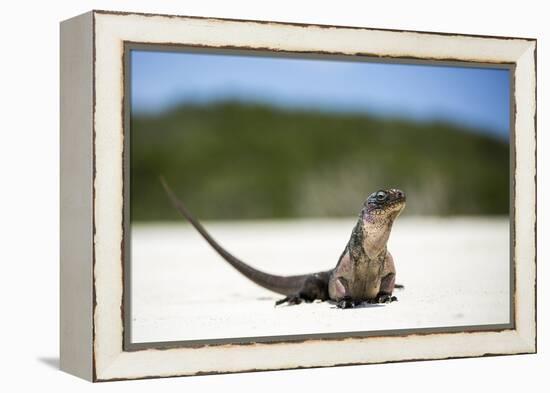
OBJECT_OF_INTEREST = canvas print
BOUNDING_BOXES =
[127,48,511,346]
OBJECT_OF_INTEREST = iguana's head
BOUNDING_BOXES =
[357,188,406,257]
[364,188,406,219]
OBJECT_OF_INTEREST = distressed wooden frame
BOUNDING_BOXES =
[60,10,537,382]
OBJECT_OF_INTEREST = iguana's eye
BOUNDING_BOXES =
[376,191,387,201]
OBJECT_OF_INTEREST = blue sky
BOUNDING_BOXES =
[131,50,510,139]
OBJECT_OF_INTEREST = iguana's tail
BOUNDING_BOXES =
[160,177,309,296]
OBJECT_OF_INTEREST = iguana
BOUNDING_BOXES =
[161,178,406,309]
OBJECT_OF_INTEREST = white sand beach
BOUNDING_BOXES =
[130,217,510,344]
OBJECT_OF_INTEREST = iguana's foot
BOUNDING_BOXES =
[275,295,303,306]
[337,296,355,309]
[374,294,397,303]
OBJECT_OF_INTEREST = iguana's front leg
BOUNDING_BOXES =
[333,277,357,309]
[374,252,398,303]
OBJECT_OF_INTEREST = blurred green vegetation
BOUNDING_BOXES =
[131,102,509,221]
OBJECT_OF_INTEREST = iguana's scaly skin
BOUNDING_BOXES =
[161,179,405,309]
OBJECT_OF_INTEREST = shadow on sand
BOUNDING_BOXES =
[37,357,59,370]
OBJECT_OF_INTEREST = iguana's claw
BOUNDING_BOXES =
[375,294,397,303]
[337,297,355,309]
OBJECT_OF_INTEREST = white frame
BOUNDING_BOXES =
[60,10,537,381]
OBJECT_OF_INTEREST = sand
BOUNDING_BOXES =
[130,217,510,344]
